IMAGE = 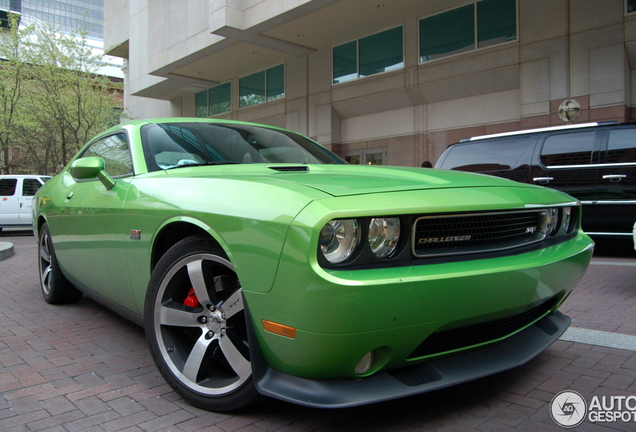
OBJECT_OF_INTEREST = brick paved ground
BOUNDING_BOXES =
[1,229,636,431]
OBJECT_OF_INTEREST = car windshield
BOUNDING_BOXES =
[142,122,345,171]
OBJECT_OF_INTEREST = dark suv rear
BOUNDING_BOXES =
[435,122,636,240]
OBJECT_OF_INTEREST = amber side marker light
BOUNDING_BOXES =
[262,320,297,339]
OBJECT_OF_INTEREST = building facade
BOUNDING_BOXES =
[104,0,636,166]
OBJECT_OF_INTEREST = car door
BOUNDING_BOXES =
[0,177,20,225]
[591,126,636,236]
[531,129,602,231]
[56,133,138,312]
[19,177,44,225]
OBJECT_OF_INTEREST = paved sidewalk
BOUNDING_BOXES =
[1,230,636,431]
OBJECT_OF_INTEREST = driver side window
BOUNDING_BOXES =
[82,133,133,177]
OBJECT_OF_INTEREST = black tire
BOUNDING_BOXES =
[38,223,82,304]
[144,235,260,412]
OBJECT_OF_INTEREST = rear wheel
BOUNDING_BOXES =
[38,223,82,304]
[144,236,260,412]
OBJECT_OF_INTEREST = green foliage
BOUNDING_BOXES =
[0,14,124,175]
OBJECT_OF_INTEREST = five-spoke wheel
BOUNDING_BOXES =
[145,236,259,412]
[38,223,82,304]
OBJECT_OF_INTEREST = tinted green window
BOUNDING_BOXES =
[209,83,231,115]
[195,90,208,118]
[420,5,474,62]
[239,66,285,108]
[267,64,285,101]
[333,41,357,84]
[477,0,517,48]
[359,27,403,77]
[239,71,266,108]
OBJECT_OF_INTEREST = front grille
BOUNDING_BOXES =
[412,210,546,258]
[407,296,558,359]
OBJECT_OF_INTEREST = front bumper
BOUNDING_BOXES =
[252,311,569,408]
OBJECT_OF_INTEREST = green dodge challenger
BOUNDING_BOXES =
[34,118,594,412]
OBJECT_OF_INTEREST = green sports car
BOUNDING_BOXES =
[34,118,594,412]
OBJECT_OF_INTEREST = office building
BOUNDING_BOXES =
[104,0,636,165]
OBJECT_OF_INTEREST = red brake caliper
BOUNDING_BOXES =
[183,287,201,308]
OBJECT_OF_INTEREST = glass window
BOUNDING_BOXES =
[239,66,285,108]
[142,122,344,171]
[628,0,636,13]
[267,64,285,101]
[82,133,133,177]
[540,132,596,167]
[606,129,636,164]
[359,27,403,77]
[22,179,43,196]
[342,148,386,165]
[345,154,360,164]
[333,26,403,84]
[365,152,384,165]
[477,0,517,48]
[209,83,231,115]
[239,70,266,108]
[0,178,17,196]
[419,0,517,63]
[420,5,474,62]
[195,90,208,118]
[443,136,532,171]
[333,41,357,84]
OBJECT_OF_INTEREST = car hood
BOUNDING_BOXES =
[165,164,532,197]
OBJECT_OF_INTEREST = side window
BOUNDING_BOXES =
[0,178,17,196]
[441,136,532,171]
[22,179,43,196]
[540,132,596,167]
[82,133,133,177]
[605,129,636,164]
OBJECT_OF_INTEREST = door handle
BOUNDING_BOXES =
[602,174,626,182]
[533,177,554,184]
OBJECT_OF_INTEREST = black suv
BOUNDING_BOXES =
[435,122,636,240]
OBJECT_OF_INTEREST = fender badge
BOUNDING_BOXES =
[130,230,141,240]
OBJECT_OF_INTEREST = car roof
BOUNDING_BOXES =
[0,174,51,178]
[460,121,623,142]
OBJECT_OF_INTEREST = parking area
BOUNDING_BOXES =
[1,229,636,432]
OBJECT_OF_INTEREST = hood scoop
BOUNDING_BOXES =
[268,166,309,172]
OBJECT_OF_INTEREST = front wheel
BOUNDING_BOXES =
[38,223,82,304]
[144,236,260,412]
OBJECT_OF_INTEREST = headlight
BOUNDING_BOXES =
[368,217,401,258]
[561,207,573,233]
[546,208,559,236]
[319,219,360,264]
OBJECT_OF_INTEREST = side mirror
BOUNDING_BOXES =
[69,157,116,190]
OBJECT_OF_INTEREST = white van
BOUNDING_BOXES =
[0,175,51,232]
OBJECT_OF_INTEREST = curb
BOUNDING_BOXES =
[0,241,15,261]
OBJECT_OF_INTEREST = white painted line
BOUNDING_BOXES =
[589,260,636,267]
[560,327,636,351]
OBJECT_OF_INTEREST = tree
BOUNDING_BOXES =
[0,15,124,175]
[0,14,27,174]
